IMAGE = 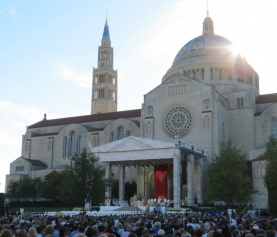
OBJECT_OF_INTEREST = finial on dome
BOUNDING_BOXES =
[202,14,214,35]
[207,0,209,16]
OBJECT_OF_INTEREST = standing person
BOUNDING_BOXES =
[28,227,38,237]
[45,225,55,237]
[36,226,43,237]
[95,225,106,237]
[19,230,28,237]
[85,227,95,237]
[153,222,162,234]
[1,229,13,237]
[53,225,60,237]
[135,222,145,237]
[121,224,133,237]
[59,228,68,237]
[202,223,211,237]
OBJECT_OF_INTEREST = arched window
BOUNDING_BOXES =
[118,126,124,140]
[64,137,68,157]
[70,131,76,155]
[272,118,277,138]
[210,68,213,80]
[78,136,82,154]
[111,132,115,142]
[201,69,204,80]
[126,130,131,137]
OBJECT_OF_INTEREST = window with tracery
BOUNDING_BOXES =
[70,132,76,155]
[110,132,115,142]
[64,137,68,157]
[118,126,124,140]
[78,136,82,154]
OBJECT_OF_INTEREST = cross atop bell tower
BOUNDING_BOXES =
[91,18,118,115]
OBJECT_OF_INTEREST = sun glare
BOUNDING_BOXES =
[228,44,243,57]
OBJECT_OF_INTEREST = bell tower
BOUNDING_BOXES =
[91,19,118,114]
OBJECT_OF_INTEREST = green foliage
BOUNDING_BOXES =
[206,140,255,206]
[264,136,277,214]
[40,171,65,200]
[58,149,108,210]
[7,177,43,201]
[7,150,108,209]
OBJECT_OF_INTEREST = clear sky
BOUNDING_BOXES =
[0,0,277,192]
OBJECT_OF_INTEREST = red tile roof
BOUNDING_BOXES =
[29,109,141,129]
[256,93,277,104]
[22,158,47,168]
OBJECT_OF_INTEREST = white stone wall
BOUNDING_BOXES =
[143,75,216,162]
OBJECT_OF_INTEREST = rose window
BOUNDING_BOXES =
[163,106,192,137]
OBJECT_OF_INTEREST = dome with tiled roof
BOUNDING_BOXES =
[172,16,233,66]
[172,34,233,66]
[162,15,259,97]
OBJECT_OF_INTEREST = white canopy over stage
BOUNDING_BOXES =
[91,136,203,208]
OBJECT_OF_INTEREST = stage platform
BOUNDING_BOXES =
[100,206,146,212]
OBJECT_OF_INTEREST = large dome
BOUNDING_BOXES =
[162,16,259,97]
[172,34,233,66]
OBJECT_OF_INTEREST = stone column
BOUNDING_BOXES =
[187,154,194,206]
[119,165,125,201]
[197,158,203,205]
[167,180,171,201]
[105,163,112,198]
[173,153,181,207]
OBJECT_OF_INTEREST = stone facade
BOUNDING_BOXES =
[6,16,277,209]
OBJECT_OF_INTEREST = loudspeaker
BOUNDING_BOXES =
[0,193,4,216]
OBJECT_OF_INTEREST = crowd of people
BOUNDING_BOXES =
[0,211,276,237]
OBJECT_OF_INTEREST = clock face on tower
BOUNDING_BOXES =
[163,105,192,137]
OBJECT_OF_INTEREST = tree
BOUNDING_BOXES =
[7,181,20,201]
[206,140,255,206]
[40,171,64,200]
[264,136,277,214]
[59,149,108,210]
[7,177,43,201]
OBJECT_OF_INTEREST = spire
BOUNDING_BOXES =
[207,0,209,16]
[102,12,110,39]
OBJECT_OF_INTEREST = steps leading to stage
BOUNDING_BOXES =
[113,206,143,211]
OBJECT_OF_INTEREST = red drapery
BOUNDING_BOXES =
[154,165,168,199]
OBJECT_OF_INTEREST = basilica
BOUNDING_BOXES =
[6,15,277,209]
